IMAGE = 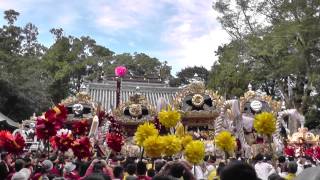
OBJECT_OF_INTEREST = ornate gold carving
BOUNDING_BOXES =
[61,92,93,106]
[191,94,205,107]
[114,93,155,123]
[128,104,142,117]
[239,90,281,113]
[173,82,224,111]
[287,128,319,144]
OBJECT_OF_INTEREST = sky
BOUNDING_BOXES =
[0,0,230,74]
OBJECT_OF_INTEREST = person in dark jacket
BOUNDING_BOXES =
[0,152,13,179]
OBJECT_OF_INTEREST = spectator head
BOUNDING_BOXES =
[287,162,298,174]
[268,173,284,180]
[126,163,136,175]
[1,152,12,164]
[93,161,104,173]
[154,160,165,173]
[23,157,32,167]
[152,176,172,180]
[278,156,286,163]
[42,160,53,173]
[265,154,272,162]
[298,157,306,164]
[204,155,216,163]
[220,162,257,180]
[217,162,226,176]
[84,174,111,180]
[64,162,76,173]
[15,159,26,172]
[147,169,156,177]
[169,163,184,178]
[113,166,124,178]
[136,161,147,175]
[40,153,47,161]
[288,156,295,162]
[49,155,58,163]
[255,154,263,162]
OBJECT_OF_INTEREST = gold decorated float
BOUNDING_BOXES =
[173,81,223,132]
[21,92,99,151]
[113,90,156,136]
[287,127,319,145]
[239,84,281,146]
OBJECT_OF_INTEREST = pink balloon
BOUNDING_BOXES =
[115,66,127,77]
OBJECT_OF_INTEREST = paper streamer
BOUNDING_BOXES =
[214,100,251,158]
[89,115,99,137]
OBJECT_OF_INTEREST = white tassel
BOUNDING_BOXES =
[89,115,99,137]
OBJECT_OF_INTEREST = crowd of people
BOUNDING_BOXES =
[0,150,318,180]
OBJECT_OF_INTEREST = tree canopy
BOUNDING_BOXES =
[211,0,320,129]
[0,9,172,121]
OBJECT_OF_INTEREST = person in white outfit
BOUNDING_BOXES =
[254,154,275,180]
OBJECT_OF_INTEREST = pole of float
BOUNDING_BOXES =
[116,77,121,108]
[114,66,127,108]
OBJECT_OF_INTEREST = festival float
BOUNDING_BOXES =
[112,89,155,157]
[111,77,224,158]
[113,89,156,136]
[213,84,284,158]
[173,80,223,132]
[239,84,282,156]
[4,66,318,164]
[20,92,101,153]
[284,127,320,161]
[172,79,224,154]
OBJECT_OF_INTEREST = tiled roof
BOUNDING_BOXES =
[0,112,20,128]
[86,81,179,110]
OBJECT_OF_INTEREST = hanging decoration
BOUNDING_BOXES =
[162,135,181,156]
[106,133,123,152]
[181,135,193,149]
[115,66,127,77]
[184,140,205,165]
[0,130,25,154]
[153,116,165,133]
[98,111,106,126]
[143,136,165,158]
[71,136,92,159]
[105,113,124,152]
[175,122,185,137]
[158,106,181,129]
[134,122,159,147]
[50,129,74,152]
[284,146,295,157]
[36,105,67,140]
[72,120,89,136]
[215,130,236,155]
[254,112,276,136]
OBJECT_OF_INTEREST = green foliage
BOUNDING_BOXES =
[305,96,320,130]
[0,9,172,122]
[0,10,51,122]
[170,66,209,87]
[208,41,252,98]
[212,0,320,129]
[101,52,166,79]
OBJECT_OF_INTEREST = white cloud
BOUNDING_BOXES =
[0,0,81,29]
[93,5,138,30]
[165,28,230,73]
[159,0,230,73]
[0,0,231,73]
[87,0,160,31]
